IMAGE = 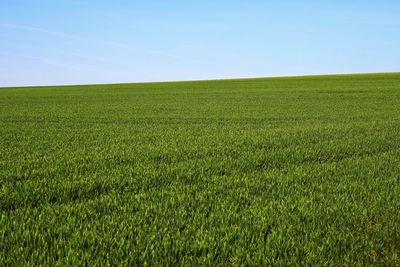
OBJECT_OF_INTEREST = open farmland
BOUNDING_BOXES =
[1,73,400,265]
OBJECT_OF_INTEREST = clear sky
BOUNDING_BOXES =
[1,0,399,86]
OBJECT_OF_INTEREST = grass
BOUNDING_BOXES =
[1,73,400,265]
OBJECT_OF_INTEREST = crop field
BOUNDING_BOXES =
[1,73,400,265]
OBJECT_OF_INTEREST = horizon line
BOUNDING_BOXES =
[1,71,399,89]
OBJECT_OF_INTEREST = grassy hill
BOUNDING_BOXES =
[1,73,400,265]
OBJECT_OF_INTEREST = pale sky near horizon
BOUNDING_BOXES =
[0,0,399,87]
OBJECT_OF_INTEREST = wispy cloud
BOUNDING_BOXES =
[1,23,83,40]
[0,21,230,75]
[0,22,188,61]
[0,48,114,72]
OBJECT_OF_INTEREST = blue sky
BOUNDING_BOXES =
[0,0,399,86]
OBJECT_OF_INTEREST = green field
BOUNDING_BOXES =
[1,73,400,265]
